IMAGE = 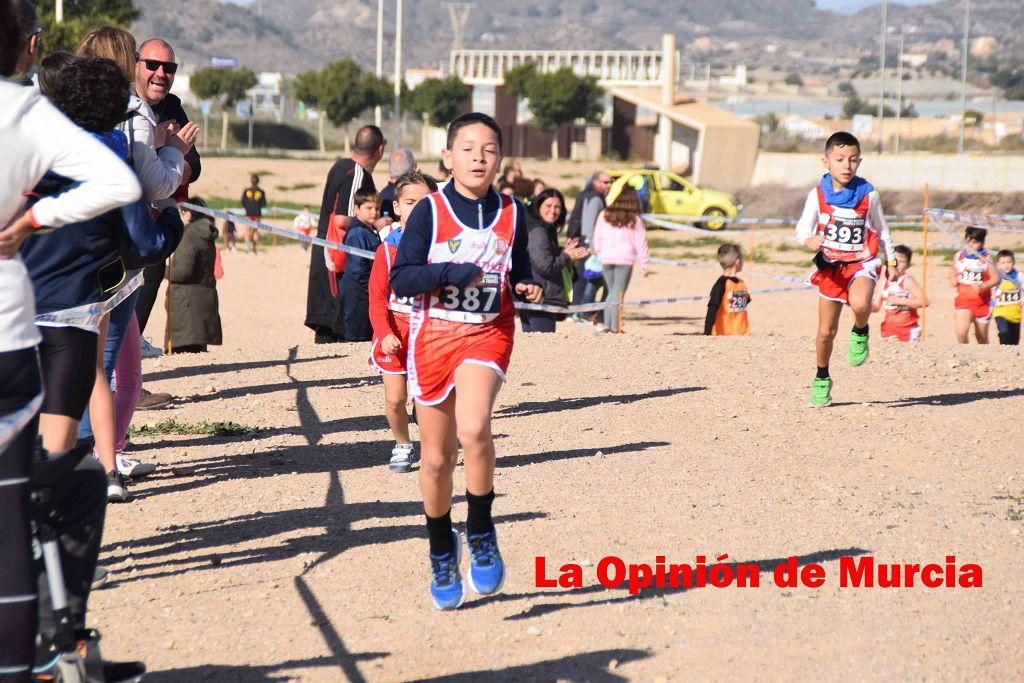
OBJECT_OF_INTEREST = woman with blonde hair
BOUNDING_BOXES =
[76,26,199,492]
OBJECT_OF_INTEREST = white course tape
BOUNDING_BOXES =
[225,206,318,221]
[643,216,803,243]
[644,213,924,228]
[0,391,42,455]
[925,209,1024,233]
[181,203,375,260]
[34,270,144,333]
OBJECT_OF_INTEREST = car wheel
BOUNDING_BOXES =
[699,207,727,231]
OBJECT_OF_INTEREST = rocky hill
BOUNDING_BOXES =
[132,0,1023,74]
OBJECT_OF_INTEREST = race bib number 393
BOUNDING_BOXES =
[821,216,866,252]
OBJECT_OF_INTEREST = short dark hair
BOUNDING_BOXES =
[996,249,1015,261]
[964,226,987,244]
[353,188,381,207]
[527,188,567,231]
[825,131,861,154]
[394,170,438,200]
[37,51,76,98]
[446,112,503,151]
[893,244,913,262]
[17,0,37,37]
[717,243,742,268]
[48,57,129,133]
[0,0,22,77]
[353,125,385,154]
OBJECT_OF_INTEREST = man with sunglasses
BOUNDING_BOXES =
[132,38,203,408]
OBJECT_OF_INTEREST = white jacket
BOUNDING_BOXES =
[119,94,184,202]
[0,79,141,353]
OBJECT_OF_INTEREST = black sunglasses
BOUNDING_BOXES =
[136,54,178,75]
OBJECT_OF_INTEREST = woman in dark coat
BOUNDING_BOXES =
[166,198,222,352]
[519,188,589,333]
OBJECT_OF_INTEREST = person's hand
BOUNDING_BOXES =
[374,217,392,230]
[642,268,649,278]
[167,122,199,154]
[973,283,985,295]
[154,120,176,148]
[466,271,485,288]
[565,246,589,260]
[381,334,402,355]
[886,265,898,281]
[0,212,36,258]
[515,282,543,303]
[804,235,824,251]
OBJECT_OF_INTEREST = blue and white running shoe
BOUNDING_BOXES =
[429,530,466,611]
[466,530,505,595]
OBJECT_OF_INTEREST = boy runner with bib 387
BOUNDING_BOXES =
[390,113,542,610]
[796,132,897,407]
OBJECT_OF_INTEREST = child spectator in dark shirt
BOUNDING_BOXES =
[340,189,383,341]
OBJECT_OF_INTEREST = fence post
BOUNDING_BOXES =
[921,183,930,342]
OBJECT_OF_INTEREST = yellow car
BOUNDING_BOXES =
[606,169,742,230]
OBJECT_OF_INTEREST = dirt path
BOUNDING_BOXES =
[89,242,1023,681]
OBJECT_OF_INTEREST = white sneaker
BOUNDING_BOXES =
[116,455,157,480]
[140,336,163,359]
[106,470,130,503]
[388,443,417,473]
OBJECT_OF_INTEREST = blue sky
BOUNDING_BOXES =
[816,0,940,12]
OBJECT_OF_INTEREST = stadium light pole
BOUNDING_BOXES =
[394,0,403,144]
[375,0,384,127]
[957,0,971,154]
[877,0,887,154]
[894,34,904,154]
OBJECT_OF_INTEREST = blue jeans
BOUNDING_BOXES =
[78,290,139,440]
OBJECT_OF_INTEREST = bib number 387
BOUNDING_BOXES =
[439,272,502,316]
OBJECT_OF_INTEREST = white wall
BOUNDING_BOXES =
[753,152,1024,192]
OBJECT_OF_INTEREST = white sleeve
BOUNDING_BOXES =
[794,189,820,244]
[26,98,141,228]
[869,191,895,263]
[128,116,185,201]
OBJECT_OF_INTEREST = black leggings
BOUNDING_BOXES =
[0,347,42,681]
[38,327,98,420]
[519,310,558,333]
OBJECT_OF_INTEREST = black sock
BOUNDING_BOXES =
[426,509,455,556]
[816,366,830,380]
[852,324,869,336]
[465,489,496,536]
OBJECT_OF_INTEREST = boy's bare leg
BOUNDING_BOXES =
[816,298,844,368]
[382,374,411,444]
[848,277,875,328]
[974,318,990,344]
[954,309,972,343]
[453,364,503,497]
[416,395,458,517]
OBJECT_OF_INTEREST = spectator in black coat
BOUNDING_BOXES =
[519,188,589,333]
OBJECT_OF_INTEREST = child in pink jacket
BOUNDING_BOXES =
[592,185,649,332]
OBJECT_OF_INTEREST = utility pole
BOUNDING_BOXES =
[958,0,971,154]
[894,34,904,154]
[375,0,384,127]
[442,3,474,52]
[393,0,403,144]
[877,0,888,154]
[56,0,63,23]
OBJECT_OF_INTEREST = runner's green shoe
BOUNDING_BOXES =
[810,377,833,407]
[847,330,870,367]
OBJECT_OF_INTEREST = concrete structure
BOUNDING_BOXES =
[753,152,1024,193]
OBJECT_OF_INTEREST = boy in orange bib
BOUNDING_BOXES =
[704,243,750,336]
[368,171,438,473]
[390,113,542,610]
[796,132,897,406]
[872,244,928,342]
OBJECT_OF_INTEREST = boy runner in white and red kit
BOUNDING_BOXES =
[872,244,928,342]
[390,113,542,610]
[367,171,437,473]
[796,132,897,406]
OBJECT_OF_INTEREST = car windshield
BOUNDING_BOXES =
[658,174,687,192]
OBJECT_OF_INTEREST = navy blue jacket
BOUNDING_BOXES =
[340,220,382,292]
[22,174,183,315]
[390,183,533,298]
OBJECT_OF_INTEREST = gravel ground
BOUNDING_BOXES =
[88,242,1024,681]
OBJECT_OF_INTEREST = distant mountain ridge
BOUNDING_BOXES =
[132,0,1023,74]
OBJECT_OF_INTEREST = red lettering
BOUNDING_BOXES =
[960,564,983,587]
[535,557,556,588]
[774,556,799,588]
[922,564,943,588]
[800,563,825,588]
[597,556,625,589]
[628,563,653,595]
[840,556,874,587]
[558,564,583,589]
